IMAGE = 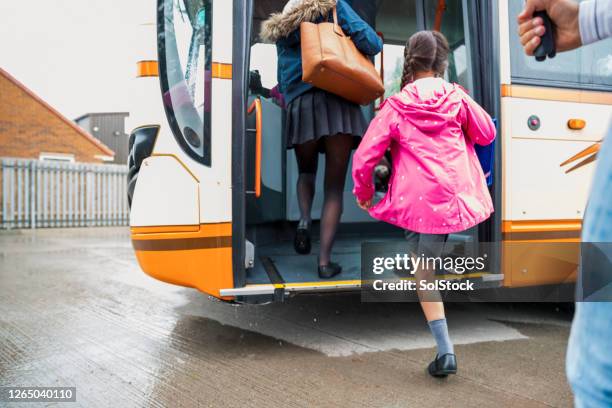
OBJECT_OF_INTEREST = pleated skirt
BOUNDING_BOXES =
[285,88,368,151]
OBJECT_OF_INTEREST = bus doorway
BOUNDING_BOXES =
[234,0,501,299]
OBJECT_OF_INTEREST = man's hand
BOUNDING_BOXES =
[517,0,581,55]
[357,198,372,211]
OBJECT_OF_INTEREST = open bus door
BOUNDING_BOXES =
[224,0,504,303]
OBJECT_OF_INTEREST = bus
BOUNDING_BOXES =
[128,0,612,303]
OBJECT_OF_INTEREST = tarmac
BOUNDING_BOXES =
[0,228,574,407]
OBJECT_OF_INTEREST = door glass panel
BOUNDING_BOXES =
[158,0,212,166]
[424,0,474,93]
[375,0,420,44]
[379,44,409,99]
[374,0,420,103]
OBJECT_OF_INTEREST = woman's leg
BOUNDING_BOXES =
[294,140,319,226]
[319,134,353,266]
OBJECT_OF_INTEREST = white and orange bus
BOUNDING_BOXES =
[128,0,612,303]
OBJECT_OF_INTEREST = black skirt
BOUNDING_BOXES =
[285,88,368,151]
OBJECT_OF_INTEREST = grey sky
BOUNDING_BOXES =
[0,0,152,120]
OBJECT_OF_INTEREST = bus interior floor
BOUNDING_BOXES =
[246,235,401,284]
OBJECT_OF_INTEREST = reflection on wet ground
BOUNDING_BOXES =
[0,228,573,407]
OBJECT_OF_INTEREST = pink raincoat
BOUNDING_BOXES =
[352,77,496,234]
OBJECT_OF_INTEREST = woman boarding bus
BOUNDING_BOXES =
[260,0,382,279]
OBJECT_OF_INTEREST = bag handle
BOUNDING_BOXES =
[331,7,344,36]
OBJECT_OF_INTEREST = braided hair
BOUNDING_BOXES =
[400,30,450,89]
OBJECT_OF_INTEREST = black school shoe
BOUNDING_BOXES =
[318,261,342,279]
[294,226,311,255]
[427,354,457,378]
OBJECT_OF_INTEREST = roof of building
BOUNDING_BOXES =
[0,68,115,158]
[74,112,130,122]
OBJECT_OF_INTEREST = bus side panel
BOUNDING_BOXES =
[130,155,200,227]
[502,96,605,222]
[502,240,579,288]
[129,154,233,299]
[500,91,612,287]
[132,223,234,300]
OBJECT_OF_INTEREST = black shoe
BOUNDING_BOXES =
[427,354,457,378]
[318,261,342,279]
[294,227,311,255]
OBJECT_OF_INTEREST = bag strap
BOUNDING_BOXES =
[331,6,344,36]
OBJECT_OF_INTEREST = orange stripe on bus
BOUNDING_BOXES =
[501,84,612,105]
[502,219,582,233]
[133,236,232,251]
[131,223,232,240]
[136,60,159,77]
[131,222,233,300]
[212,62,232,79]
[131,225,200,234]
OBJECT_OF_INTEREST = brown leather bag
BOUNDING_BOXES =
[300,7,384,106]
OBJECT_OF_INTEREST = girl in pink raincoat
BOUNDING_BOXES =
[352,31,496,378]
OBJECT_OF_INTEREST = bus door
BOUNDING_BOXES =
[221,0,503,301]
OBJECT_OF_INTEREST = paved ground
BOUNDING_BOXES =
[0,228,574,407]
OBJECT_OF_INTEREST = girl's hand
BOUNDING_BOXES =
[357,198,372,210]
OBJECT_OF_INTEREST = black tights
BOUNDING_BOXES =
[294,134,353,266]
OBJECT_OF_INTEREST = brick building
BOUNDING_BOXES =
[0,68,114,163]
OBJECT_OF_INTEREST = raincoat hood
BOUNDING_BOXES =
[386,78,464,136]
[352,77,497,234]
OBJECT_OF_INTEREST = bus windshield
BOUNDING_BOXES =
[158,0,212,165]
[508,0,612,91]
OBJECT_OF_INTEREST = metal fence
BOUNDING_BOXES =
[1,158,129,229]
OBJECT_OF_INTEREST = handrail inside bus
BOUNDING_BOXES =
[377,31,385,108]
[247,98,262,198]
[374,32,385,111]
[434,0,447,32]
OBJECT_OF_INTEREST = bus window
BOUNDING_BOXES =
[375,0,474,100]
[374,0,420,102]
[378,44,408,99]
[249,43,278,90]
[508,0,612,90]
[424,0,474,94]
[158,0,212,166]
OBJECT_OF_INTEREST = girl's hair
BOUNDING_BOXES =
[400,30,450,89]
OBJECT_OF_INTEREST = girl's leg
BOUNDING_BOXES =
[415,262,447,336]
[409,232,455,374]
[419,301,445,322]
[319,134,353,266]
[416,262,454,357]
[294,140,319,226]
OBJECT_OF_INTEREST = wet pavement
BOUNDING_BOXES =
[0,228,574,407]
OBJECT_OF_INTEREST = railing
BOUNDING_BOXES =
[1,158,128,229]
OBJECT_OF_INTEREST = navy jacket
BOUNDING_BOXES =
[272,0,383,105]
